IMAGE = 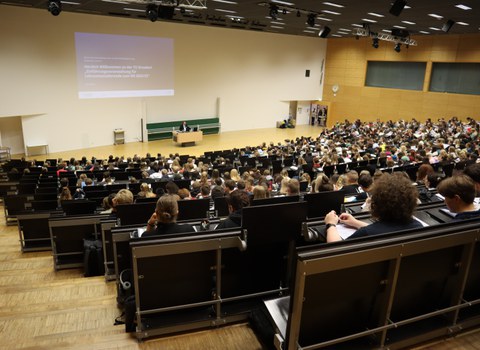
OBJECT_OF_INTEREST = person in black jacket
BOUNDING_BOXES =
[142,194,194,237]
[179,121,191,132]
[216,190,250,229]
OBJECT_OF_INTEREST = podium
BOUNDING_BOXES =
[173,131,203,147]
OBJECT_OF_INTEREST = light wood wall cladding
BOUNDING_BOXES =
[323,34,480,126]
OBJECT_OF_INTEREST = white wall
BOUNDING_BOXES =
[0,5,326,154]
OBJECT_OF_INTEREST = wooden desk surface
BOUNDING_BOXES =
[173,131,203,144]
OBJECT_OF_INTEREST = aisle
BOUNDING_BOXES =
[0,204,263,350]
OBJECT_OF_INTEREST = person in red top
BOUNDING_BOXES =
[56,162,68,177]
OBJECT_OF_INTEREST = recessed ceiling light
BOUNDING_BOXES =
[215,8,236,13]
[271,0,294,5]
[457,22,469,26]
[404,5,411,9]
[318,17,333,22]
[338,28,352,31]
[212,0,238,4]
[270,21,284,25]
[368,12,384,17]
[226,15,244,19]
[271,26,284,29]
[455,4,472,10]
[352,24,363,27]
[331,34,343,37]
[323,2,344,7]
[62,1,80,4]
[429,27,441,31]
[402,21,416,25]
[322,10,341,15]
[428,13,444,19]
[362,18,377,23]
[393,25,406,29]
[382,29,392,33]
[303,30,316,33]
[419,31,430,34]
[124,7,143,12]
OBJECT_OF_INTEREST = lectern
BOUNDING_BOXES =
[173,131,203,147]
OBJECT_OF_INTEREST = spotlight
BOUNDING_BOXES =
[389,0,407,16]
[296,10,301,17]
[158,5,175,19]
[307,13,316,27]
[318,26,331,38]
[269,4,279,20]
[442,19,455,33]
[282,9,287,15]
[146,4,158,22]
[394,43,401,52]
[372,38,379,48]
[47,0,62,16]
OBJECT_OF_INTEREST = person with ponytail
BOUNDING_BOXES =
[142,194,194,237]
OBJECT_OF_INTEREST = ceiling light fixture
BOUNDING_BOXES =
[389,0,407,16]
[352,27,417,47]
[47,0,62,16]
[146,3,158,21]
[269,3,279,20]
[455,4,472,10]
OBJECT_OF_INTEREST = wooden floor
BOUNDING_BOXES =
[3,125,480,349]
[14,125,323,161]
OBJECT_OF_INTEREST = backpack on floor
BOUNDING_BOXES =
[83,238,104,277]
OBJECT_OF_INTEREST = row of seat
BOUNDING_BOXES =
[109,198,476,344]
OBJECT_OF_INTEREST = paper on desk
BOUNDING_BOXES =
[337,223,357,240]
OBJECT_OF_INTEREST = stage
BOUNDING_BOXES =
[14,125,323,161]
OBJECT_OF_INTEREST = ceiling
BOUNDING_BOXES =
[3,0,480,39]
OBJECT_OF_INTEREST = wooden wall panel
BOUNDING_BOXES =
[324,34,480,125]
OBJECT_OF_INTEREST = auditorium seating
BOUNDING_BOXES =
[112,201,307,339]
[275,218,480,350]
[17,213,54,252]
[49,214,112,270]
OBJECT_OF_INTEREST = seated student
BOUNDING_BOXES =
[325,173,422,242]
[136,183,156,200]
[464,163,480,195]
[286,178,300,196]
[110,189,134,217]
[311,174,334,193]
[58,187,72,207]
[216,190,250,229]
[253,185,268,200]
[342,170,362,195]
[142,195,194,237]
[179,121,191,132]
[436,175,480,220]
